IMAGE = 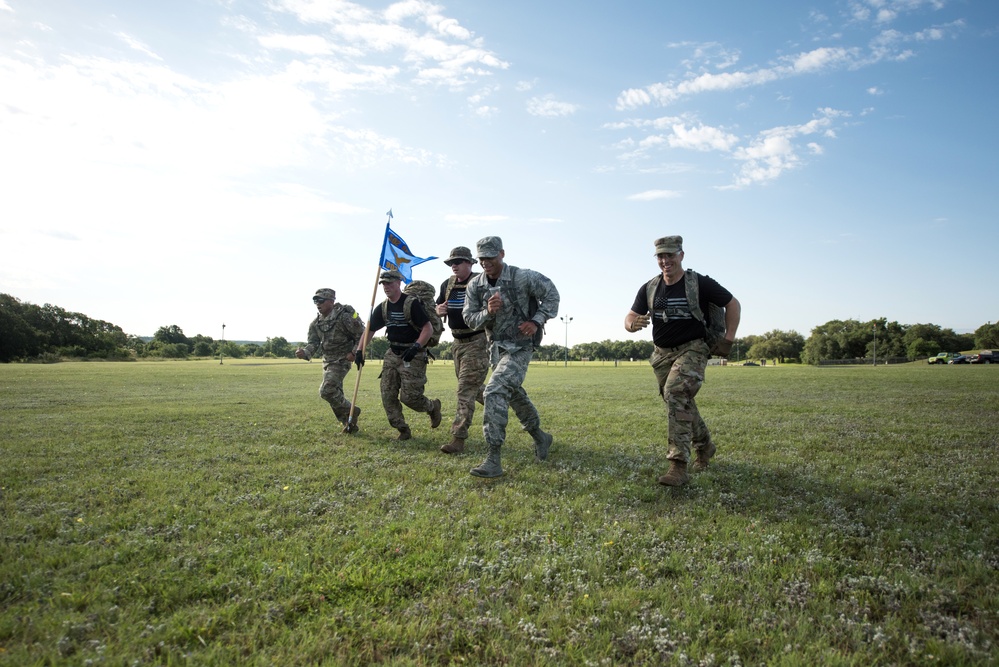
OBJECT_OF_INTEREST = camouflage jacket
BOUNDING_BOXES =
[463,263,559,351]
[304,303,365,363]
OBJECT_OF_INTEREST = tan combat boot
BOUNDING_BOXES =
[428,399,443,429]
[692,439,716,471]
[440,437,465,454]
[657,460,689,487]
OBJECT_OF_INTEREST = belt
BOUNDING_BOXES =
[654,339,702,354]
[453,330,485,341]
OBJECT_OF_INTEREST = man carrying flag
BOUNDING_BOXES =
[346,213,441,438]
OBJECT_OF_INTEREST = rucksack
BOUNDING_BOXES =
[645,269,725,351]
[382,280,444,348]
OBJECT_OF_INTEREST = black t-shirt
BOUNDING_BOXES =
[436,273,478,333]
[369,294,429,346]
[631,273,732,348]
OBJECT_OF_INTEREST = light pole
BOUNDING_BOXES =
[220,323,226,365]
[872,323,877,366]
[560,315,572,367]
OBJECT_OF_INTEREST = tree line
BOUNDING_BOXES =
[2,293,996,364]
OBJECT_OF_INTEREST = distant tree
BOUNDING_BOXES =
[154,325,190,350]
[192,341,214,356]
[0,296,40,362]
[974,321,999,349]
[262,336,294,358]
[159,343,188,359]
[907,337,939,360]
[747,329,805,363]
[365,336,390,360]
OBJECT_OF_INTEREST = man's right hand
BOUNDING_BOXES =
[295,348,309,360]
[353,350,365,369]
[630,314,651,332]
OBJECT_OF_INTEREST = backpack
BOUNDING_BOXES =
[382,280,444,348]
[645,269,725,350]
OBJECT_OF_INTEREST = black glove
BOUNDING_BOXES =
[402,342,422,362]
[353,349,365,369]
[711,338,733,358]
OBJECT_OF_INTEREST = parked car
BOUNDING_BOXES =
[743,361,759,366]
[968,350,995,364]
[928,352,961,364]
[948,354,969,364]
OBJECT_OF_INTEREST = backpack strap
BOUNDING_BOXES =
[645,274,661,320]
[685,269,706,325]
[443,275,458,305]
[402,294,420,333]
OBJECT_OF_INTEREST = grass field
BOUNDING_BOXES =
[1,359,997,665]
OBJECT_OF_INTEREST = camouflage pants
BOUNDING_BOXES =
[651,339,711,463]
[450,334,489,440]
[483,344,541,448]
[381,350,434,430]
[320,359,353,423]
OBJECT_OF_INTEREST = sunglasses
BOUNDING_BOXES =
[313,298,329,304]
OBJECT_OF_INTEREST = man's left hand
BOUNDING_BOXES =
[402,342,422,362]
[712,338,734,358]
[518,321,538,337]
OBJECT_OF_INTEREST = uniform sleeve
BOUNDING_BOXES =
[462,274,490,331]
[342,305,366,342]
[525,269,559,325]
[304,318,321,356]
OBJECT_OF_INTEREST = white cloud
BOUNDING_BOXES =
[258,33,334,55]
[627,190,682,201]
[116,32,163,61]
[0,1,13,12]
[273,0,508,89]
[526,95,578,118]
[668,124,739,152]
[443,213,509,228]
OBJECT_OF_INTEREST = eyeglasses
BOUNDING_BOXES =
[313,298,328,304]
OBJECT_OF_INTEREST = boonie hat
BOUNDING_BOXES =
[476,236,503,259]
[379,269,404,283]
[313,288,336,301]
[444,246,477,266]
[654,235,683,255]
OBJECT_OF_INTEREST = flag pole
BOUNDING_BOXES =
[345,216,392,431]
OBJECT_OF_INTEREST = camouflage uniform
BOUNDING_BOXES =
[650,339,711,463]
[367,275,441,435]
[630,235,737,484]
[380,351,435,429]
[463,238,559,473]
[302,291,366,425]
[437,263,489,441]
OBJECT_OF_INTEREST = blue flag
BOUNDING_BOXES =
[379,223,436,284]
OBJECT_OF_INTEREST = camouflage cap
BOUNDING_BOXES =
[313,288,336,301]
[476,236,503,259]
[444,246,477,266]
[379,269,404,284]
[654,235,683,255]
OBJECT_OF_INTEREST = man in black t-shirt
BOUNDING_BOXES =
[625,236,741,487]
[435,246,489,454]
[358,270,442,440]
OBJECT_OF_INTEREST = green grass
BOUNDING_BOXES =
[1,360,997,665]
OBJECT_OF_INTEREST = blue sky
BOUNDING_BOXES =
[2,0,996,346]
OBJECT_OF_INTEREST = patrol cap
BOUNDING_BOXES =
[313,288,336,301]
[444,246,477,266]
[654,236,683,255]
[379,269,404,283]
[476,236,503,259]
